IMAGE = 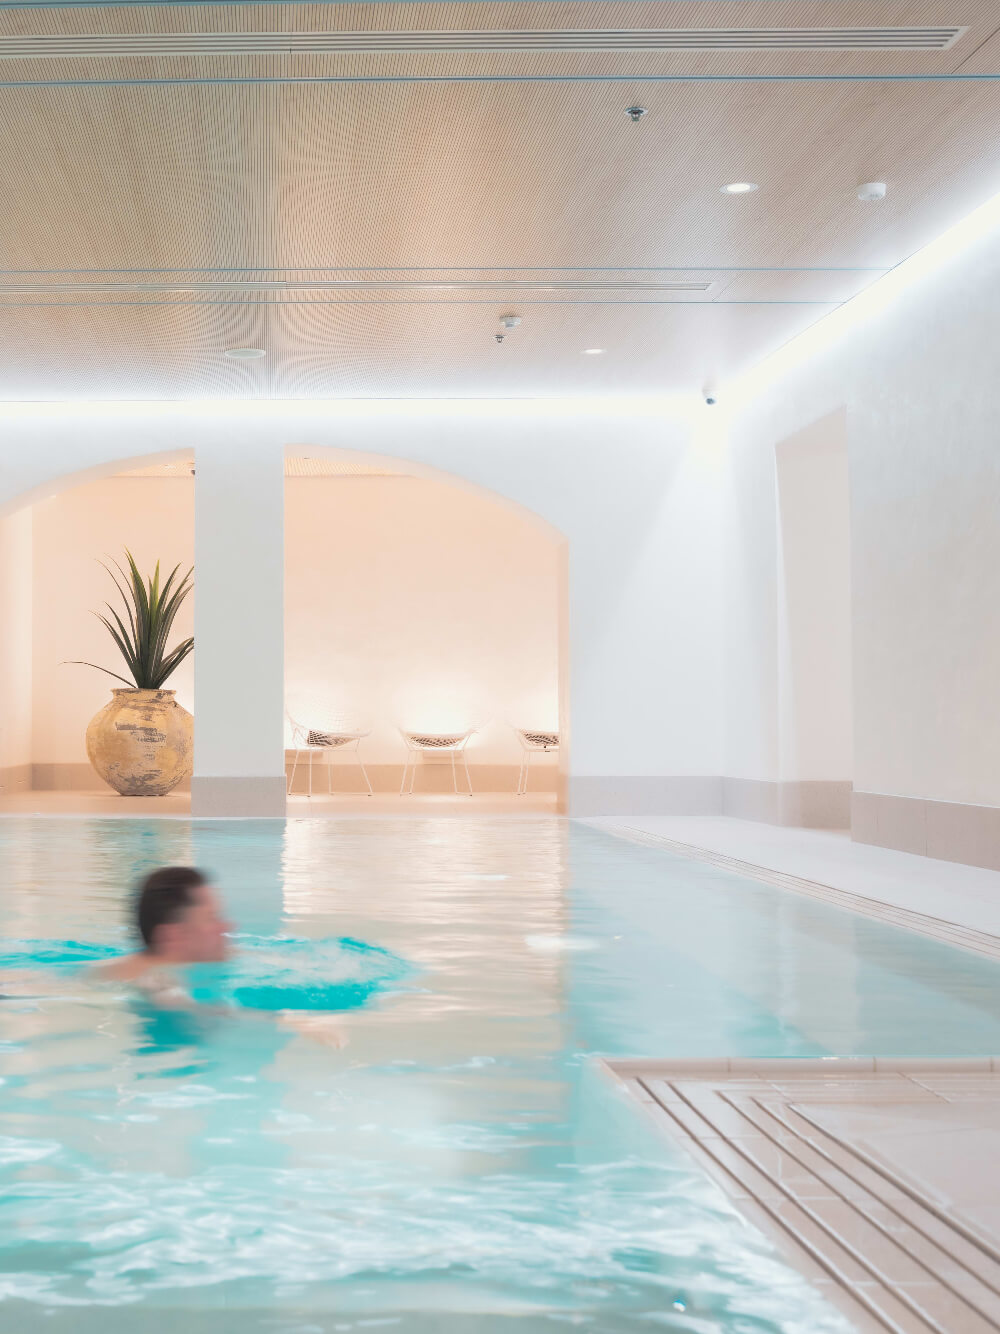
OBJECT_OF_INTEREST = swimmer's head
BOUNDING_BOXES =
[136,867,233,963]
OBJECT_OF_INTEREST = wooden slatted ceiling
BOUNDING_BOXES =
[1,80,998,274]
[0,0,996,398]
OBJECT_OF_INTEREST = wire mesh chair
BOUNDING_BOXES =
[399,728,476,796]
[286,712,373,797]
[515,729,559,795]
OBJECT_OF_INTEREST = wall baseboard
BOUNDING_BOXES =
[32,762,192,793]
[191,776,287,818]
[287,760,557,797]
[25,760,557,798]
[852,790,1000,872]
[723,778,852,829]
[570,775,852,827]
[0,763,32,794]
[569,776,723,817]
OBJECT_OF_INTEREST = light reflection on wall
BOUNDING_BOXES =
[284,473,561,769]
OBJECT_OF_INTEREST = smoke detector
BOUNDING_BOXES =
[857,182,887,201]
[496,313,521,344]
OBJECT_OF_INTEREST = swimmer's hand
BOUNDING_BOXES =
[277,1012,350,1048]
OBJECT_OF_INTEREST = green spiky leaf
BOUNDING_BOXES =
[68,549,194,690]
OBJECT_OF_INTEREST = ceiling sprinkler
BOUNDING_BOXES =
[625,105,648,123]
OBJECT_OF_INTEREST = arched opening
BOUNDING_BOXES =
[0,450,195,811]
[0,444,568,814]
[283,446,568,811]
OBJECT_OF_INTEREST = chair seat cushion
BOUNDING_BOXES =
[523,732,559,749]
[307,730,353,748]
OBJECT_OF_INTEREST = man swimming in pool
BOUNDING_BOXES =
[97,865,233,1005]
[96,865,347,1044]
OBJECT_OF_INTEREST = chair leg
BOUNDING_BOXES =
[523,749,532,795]
[327,751,333,796]
[399,755,410,796]
[450,751,458,795]
[461,749,473,796]
[307,750,313,798]
[289,749,299,796]
[409,754,418,794]
[356,741,374,796]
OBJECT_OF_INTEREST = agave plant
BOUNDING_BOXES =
[72,550,194,690]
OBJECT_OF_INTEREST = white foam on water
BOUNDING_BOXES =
[524,934,600,954]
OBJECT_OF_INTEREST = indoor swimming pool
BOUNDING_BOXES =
[2,816,1000,1333]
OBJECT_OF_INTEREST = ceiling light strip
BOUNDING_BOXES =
[0,27,967,58]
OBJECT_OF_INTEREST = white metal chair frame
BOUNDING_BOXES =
[399,729,475,796]
[515,729,559,795]
[286,714,373,797]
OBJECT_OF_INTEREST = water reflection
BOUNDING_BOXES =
[10,814,990,1330]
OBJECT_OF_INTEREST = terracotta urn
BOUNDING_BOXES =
[86,688,193,796]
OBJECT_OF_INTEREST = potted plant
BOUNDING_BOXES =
[72,551,194,796]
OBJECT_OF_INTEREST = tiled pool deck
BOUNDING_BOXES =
[606,1058,1000,1334]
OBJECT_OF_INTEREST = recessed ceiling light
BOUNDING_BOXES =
[721,182,759,195]
[582,348,605,355]
[224,347,266,360]
[857,181,888,201]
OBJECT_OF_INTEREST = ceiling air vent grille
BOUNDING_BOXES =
[0,277,715,295]
[0,28,968,59]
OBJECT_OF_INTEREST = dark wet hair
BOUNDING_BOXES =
[136,866,209,950]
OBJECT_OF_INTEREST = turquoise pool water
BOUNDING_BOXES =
[2,816,1000,1333]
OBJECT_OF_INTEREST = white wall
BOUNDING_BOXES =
[725,208,1000,814]
[775,411,852,784]
[0,405,726,805]
[26,473,559,777]
[285,475,560,767]
[4,216,1000,830]
[0,506,33,785]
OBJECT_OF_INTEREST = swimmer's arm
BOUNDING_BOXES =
[276,1011,350,1048]
[198,999,349,1048]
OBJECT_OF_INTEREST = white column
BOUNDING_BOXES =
[191,440,285,817]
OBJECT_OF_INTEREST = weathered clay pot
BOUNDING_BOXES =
[86,688,193,796]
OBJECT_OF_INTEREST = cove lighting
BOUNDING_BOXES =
[0,395,697,421]
[723,182,1000,408]
[721,182,758,195]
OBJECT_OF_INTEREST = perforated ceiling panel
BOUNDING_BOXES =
[0,0,997,399]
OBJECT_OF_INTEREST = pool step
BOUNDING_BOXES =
[606,1058,1000,1334]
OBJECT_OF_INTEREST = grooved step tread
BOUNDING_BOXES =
[607,1058,1000,1334]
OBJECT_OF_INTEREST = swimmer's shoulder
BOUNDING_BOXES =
[92,953,147,982]
[92,955,191,1007]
